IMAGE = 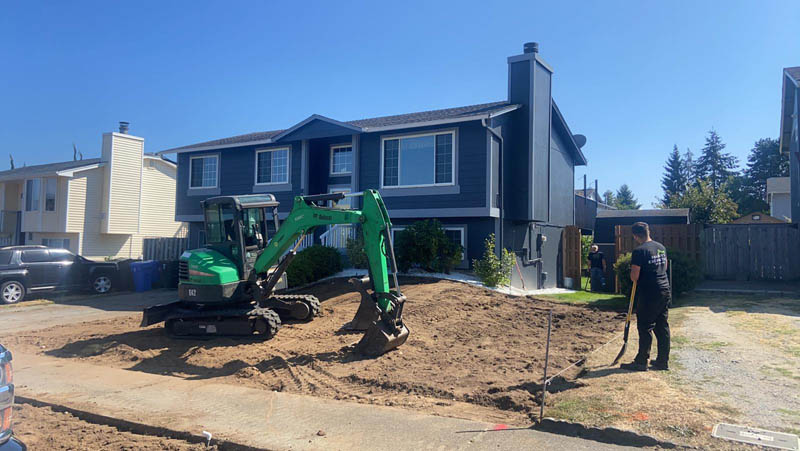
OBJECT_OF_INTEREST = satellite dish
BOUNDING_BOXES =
[573,134,587,149]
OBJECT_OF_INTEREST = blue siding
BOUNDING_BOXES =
[532,61,552,222]
[549,127,575,227]
[506,60,531,221]
[277,119,357,142]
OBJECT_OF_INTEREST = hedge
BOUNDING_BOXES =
[613,247,701,298]
[286,245,343,288]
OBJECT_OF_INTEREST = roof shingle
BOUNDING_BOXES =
[0,158,102,182]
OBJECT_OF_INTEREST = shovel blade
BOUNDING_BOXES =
[355,321,409,356]
[611,342,627,365]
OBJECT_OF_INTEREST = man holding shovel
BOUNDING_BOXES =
[620,222,671,371]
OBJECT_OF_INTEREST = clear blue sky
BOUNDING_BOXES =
[2,1,798,206]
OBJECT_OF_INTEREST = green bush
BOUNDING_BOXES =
[581,235,593,270]
[394,220,463,273]
[613,248,702,298]
[286,245,343,288]
[473,234,515,287]
[345,234,369,269]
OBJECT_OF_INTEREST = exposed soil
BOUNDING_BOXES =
[12,403,214,450]
[2,277,622,425]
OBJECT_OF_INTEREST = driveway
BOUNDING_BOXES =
[0,289,176,334]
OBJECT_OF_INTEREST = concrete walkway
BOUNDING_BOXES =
[13,352,639,451]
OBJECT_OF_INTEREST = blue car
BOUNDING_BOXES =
[0,345,25,451]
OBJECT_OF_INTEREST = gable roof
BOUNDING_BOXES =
[780,66,800,154]
[160,101,520,154]
[0,158,102,182]
[552,101,587,166]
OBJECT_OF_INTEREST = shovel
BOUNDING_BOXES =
[612,280,637,365]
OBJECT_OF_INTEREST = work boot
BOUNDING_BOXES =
[620,361,648,372]
[649,360,669,371]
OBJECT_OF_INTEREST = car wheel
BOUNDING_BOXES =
[92,275,112,294]
[1,280,26,304]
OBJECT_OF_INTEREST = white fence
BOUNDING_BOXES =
[320,225,357,249]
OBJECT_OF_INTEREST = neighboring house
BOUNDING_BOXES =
[779,67,800,222]
[0,124,186,259]
[573,188,616,211]
[161,42,588,289]
[766,176,791,221]
[574,188,616,233]
[731,212,785,224]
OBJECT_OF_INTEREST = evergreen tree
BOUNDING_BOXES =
[682,148,696,186]
[602,190,615,206]
[695,130,738,191]
[661,145,686,206]
[614,184,641,210]
[743,138,788,201]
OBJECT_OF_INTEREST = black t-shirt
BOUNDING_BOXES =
[588,251,605,269]
[631,240,670,299]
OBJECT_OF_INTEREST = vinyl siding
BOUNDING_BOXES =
[66,176,87,233]
[140,159,185,237]
[104,133,143,234]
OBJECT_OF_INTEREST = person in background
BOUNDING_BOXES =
[620,222,671,372]
[587,244,606,292]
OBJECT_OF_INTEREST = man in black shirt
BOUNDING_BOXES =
[620,222,671,372]
[587,245,606,291]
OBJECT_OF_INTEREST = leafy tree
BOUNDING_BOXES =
[661,145,686,205]
[743,138,788,201]
[727,174,769,216]
[614,184,641,210]
[695,130,738,191]
[668,179,738,224]
[602,190,615,206]
[473,234,515,287]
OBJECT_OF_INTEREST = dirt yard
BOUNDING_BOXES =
[12,403,214,450]
[2,277,622,426]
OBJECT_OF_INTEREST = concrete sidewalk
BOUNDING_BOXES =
[12,352,639,450]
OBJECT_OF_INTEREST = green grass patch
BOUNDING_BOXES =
[777,408,800,419]
[671,335,690,349]
[694,341,730,351]
[547,395,621,423]
[0,299,54,309]
[539,290,628,309]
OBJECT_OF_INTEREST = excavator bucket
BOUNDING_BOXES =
[344,276,379,331]
[355,320,409,356]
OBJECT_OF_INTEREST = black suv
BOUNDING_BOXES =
[0,246,119,304]
[0,344,25,450]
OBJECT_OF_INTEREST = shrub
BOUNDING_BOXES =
[286,245,343,288]
[581,235,593,270]
[345,234,369,269]
[613,248,702,298]
[473,234,515,287]
[394,220,463,273]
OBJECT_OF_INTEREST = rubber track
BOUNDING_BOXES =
[271,294,321,318]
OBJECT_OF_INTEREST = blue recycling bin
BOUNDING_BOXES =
[131,260,155,292]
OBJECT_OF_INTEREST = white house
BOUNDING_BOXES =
[766,177,791,222]
[0,123,186,259]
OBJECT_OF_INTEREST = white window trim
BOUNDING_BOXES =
[25,178,42,212]
[380,130,456,189]
[254,147,291,186]
[188,154,219,189]
[330,144,353,175]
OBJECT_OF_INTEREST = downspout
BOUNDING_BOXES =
[482,117,503,255]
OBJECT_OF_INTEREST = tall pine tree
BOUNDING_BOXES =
[743,138,788,200]
[615,184,641,210]
[695,130,738,191]
[602,190,615,207]
[682,148,696,186]
[661,145,686,206]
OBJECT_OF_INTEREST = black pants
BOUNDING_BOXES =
[634,292,670,365]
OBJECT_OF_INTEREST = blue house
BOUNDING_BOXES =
[780,66,800,222]
[161,42,587,289]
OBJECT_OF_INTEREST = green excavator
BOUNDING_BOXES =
[141,190,409,356]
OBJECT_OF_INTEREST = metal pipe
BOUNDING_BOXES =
[540,309,553,422]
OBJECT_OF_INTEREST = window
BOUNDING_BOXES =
[21,249,49,263]
[189,155,218,188]
[42,238,70,249]
[330,145,353,175]
[0,250,13,265]
[204,203,236,244]
[48,248,75,261]
[382,131,454,188]
[255,148,289,185]
[45,178,57,211]
[25,179,40,211]
[328,188,352,209]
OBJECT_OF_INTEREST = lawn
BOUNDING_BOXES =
[538,281,628,309]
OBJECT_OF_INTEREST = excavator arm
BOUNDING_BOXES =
[253,190,408,355]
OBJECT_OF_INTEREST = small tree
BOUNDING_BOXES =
[669,178,738,224]
[473,234,515,287]
[614,184,641,210]
[581,235,593,270]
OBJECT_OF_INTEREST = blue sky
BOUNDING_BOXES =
[2,1,798,206]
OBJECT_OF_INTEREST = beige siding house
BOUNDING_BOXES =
[0,126,186,259]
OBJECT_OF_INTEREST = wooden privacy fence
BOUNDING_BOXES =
[701,224,800,281]
[562,225,582,283]
[615,224,702,263]
[143,237,189,261]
